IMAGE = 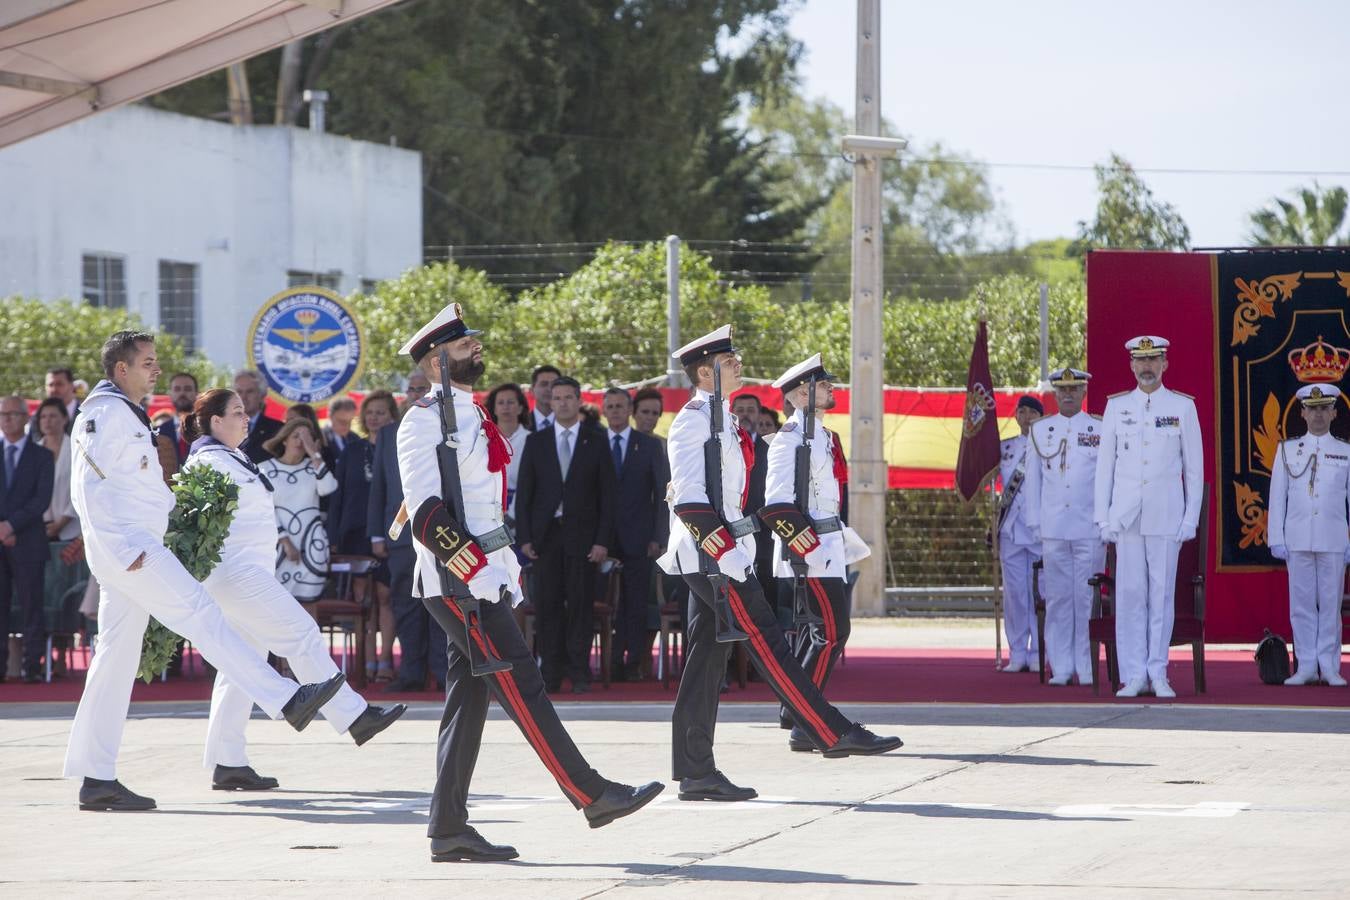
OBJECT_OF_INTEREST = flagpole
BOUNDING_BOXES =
[988,481,1004,669]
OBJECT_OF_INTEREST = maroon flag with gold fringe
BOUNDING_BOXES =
[954,320,1001,501]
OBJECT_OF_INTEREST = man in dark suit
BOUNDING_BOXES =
[600,388,669,681]
[369,418,447,692]
[516,376,615,693]
[234,370,283,463]
[732,393,775,612]
[0,395,55,683]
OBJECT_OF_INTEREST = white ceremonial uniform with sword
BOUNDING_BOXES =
[997,434,1041,670]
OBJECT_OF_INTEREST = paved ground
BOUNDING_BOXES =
[4,696,1348,898]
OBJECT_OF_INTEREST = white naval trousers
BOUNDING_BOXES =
[1041,538,1106,681]
[1113,520,1181,686]
[63,544,301,780]
[1000,542,1040,666]
[203,562,368,768]
[1286,551,1346,680]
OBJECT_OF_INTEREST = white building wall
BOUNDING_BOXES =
[0,104,422,368]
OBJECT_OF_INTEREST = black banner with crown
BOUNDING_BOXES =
[1216,249,1350,570]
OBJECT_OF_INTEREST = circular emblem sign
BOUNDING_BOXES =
[247,286,364,404]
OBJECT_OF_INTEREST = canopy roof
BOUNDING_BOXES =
[0,0,404,149]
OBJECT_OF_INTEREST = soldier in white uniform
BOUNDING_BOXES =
[1267,383,1349,686]
[997,395,1044,671]
[658,326,901,802]
[396,304,663,861]
[1024,367,1105,685]
[64,331,346,811]
[760,354,871,750]
[1093,335,1203,699]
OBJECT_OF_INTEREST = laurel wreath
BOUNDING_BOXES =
[137,463,240,683]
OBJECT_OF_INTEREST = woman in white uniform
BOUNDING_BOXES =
[183,389,405,790]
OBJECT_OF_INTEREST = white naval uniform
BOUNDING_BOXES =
[397,384,524,605]
[1024,411,1106,681]
[1093,385,1203,688]
[656,389,755,578]
[1268,434,1349,681]
[997,434,1042,667]
[63,389,300,781]
[763,410,870,579]
[187,443,368,768]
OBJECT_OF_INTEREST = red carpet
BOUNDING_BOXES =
[4,647,1348,707]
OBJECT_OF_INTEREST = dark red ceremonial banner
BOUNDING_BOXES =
[953,321,1002,501]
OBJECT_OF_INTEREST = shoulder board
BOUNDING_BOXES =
[1108,390,1129,399]
[1172,390,1195,400]
[413,395,437,408]
[1088,413,1102,420]
[684,399,706,411]
[780,421,798,433]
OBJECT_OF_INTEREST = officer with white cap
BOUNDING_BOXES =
[1093,335,1203,698]
[759,354,871,750]
[1024,367,1105,685]
[997,395,1044,671]
[658,326,901,801]
[1267,383,1349,686]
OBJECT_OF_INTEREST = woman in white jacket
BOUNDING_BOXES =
[182,389,405,791]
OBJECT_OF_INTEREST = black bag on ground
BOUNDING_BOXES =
[1254,629,1290,684]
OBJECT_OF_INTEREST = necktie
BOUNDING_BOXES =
[559,428,573,479]
[612,433,623,473]
[4,445,15,486]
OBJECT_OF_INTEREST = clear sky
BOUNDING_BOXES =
[787,0,1350,247]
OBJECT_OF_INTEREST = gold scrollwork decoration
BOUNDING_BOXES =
[1231,272,1302,346]
[1233,480,1267,549]
[1251,392,1282,475]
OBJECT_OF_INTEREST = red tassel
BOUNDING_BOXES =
[829,431,847,507]
[475,402,514,511]
[736,425,756,511]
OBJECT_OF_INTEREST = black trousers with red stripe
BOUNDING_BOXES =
[778,576,851,728]
[421,594,609,838]
[674,572,853,779]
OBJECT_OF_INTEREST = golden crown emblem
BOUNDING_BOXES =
[1287,335,1350,383]
[1136,338,1154,351]
[294,309,320,327]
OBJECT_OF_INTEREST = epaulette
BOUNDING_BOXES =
[1172,390,1195,400]
[1088,413,1102,420]
[1108,390,1129,399]
[413,395,437,408]
[780,421,798,433]
[684,399,706,411]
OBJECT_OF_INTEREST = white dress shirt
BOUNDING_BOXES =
[607,425,632,469]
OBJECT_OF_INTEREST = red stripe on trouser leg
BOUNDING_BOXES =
[725,585,838,746]
[808,578,837,688]
[444,600,594,806]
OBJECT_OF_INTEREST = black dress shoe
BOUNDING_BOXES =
[79,777,156,811]
[349,703,407,747]
[212,765,279,791]
[430,827,519,862]
[583,780,665,828]
[281,673,346,732]
[677,770,758,802]
[788,726,818,752]
[821,723,904,759]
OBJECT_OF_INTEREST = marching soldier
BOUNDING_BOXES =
[761,354,871,749]
[1267,383,1349,686]
[1024,367,1105,685]
[64,331,346,811]
[1093,335,1203,699]
[396,304,663,862]
[997,396,1044,672]
[657,326,901,802]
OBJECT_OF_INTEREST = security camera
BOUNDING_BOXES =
[840,134,908,156]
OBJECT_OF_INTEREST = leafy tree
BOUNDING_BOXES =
[1248,181,1350,246]
[1071,153,1190,256]
[0,297,213,397]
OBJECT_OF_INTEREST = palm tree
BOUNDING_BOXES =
[1248,182,1349,246]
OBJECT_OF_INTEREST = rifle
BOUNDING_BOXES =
[788,376,824,627]
[702,358,748,643]
[434,348,512,676]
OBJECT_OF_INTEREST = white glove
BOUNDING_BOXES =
[716,547,754,582]
[466,563,512,602]
[1270,544,1288,561]
[1174,524,1197,543]
[1096,523,1117,544]
[803,544,832,573]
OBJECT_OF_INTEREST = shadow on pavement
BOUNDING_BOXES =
[895,752,1150,767]
[855,802,1125,823]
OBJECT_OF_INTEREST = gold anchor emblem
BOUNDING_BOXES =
[774,519,796,540]
[435,525,461,551]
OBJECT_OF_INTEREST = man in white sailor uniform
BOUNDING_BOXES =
[1268,383,1348,686]
[657,326,901,802]
[1024,367,1105,685]
[759,354,871,750]
[64,331,346,811]
[1093,335,1203,698]
[396,304,663,862]
[997,395,1044,672]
